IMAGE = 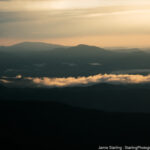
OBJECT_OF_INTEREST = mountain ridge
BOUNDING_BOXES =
[1,42,150,77]
[0,42,66,52]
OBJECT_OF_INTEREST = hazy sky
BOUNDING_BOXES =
[0,0,150,47]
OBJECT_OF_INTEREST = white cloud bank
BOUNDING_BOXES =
[0,79,12,84]
[25,74,150,87]
[2,74,150,87]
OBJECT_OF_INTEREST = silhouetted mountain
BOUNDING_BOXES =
[1,42,150,77]
[48,44,113,61]
[1,42,150,148]
[115,48,143,53]
[106,47,143,53]
[0,100,150,149]
[0,84,5,89]
[14,41,64,49]
[1,42,66,53]
[74,44,106,52]
[1,83,150,112]
[142,48,150,52]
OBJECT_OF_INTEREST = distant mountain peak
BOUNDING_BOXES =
[12,42,63,48]
[70,44,107,53]
[4,42,66,52]
[76,44,100,48]
[77,44,89,47]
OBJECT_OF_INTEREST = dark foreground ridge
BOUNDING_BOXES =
[0,100,150,149]
[1,84,150,149]
[1,83,150,112]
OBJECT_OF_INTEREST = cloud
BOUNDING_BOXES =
[1,74,22,79]
[89,62,102,66]
[25,74,150,87]
[15,74,22,79]
[0,0,150,45]
[0,79,12,83]
[1,0,150,12]
[2,74,150,87]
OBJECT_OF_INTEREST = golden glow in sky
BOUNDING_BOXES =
[0,0,150,47]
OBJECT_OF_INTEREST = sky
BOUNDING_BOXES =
[0,0,150,47]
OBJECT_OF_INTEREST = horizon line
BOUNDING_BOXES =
[0,41,150,49]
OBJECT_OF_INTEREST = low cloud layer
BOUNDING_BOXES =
[27,74,150,87]
[0,79,12,83]
[2,74,150,88]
